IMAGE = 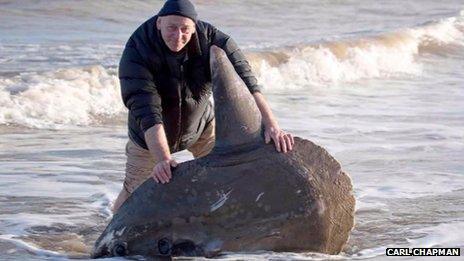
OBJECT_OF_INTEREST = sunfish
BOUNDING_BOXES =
[92,46,355,258]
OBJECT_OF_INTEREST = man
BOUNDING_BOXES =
[113,0,294,212]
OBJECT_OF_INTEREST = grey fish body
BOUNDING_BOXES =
[92,46,355,258]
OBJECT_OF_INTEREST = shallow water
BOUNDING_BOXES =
[1,0,464,260]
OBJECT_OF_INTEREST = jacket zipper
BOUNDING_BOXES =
[175,64,184,151]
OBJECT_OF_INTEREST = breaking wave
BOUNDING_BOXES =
[0,11,462,129]
[249,11,464,90]
[0,66,124,129]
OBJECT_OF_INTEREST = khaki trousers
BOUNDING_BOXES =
[123,120,215,193]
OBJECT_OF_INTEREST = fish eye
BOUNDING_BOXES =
[112,242,128,256]
[158,237,172,256]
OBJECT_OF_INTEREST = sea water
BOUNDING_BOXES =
[0,0,463,260]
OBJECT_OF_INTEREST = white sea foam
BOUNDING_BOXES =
[218,250,345,260]
[407,222,464,247]
[352,222,464,258]
[0,12,463,129]
[0,65,125,129]
[253,11,464,91]
[0,235,66,259]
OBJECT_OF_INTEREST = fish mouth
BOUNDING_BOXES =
[91,245,108,258]
[171,239,206,256]
[157,238,208,257]
[91,231,127,258]
[91,240,128,258]
[91,238,209,258]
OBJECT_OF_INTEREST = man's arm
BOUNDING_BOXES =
[119,39,164,132]
[119,39,176,184]
[144,124,177,184]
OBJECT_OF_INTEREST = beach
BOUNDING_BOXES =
[1,0,463,259]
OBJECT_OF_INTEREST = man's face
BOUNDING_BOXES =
[156,15,196,53]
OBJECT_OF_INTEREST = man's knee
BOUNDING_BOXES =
[124,139,156,193]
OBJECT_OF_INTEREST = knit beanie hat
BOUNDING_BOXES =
[158,0,198,22]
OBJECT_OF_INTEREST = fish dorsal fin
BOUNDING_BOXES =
[209,46,263,154]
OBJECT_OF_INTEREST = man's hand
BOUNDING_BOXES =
[152,158,178,184]
[144,124,178,184]
[264,124,294,153]
[251,92,294,153]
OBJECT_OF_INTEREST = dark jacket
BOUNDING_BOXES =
[119,15,261,152]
